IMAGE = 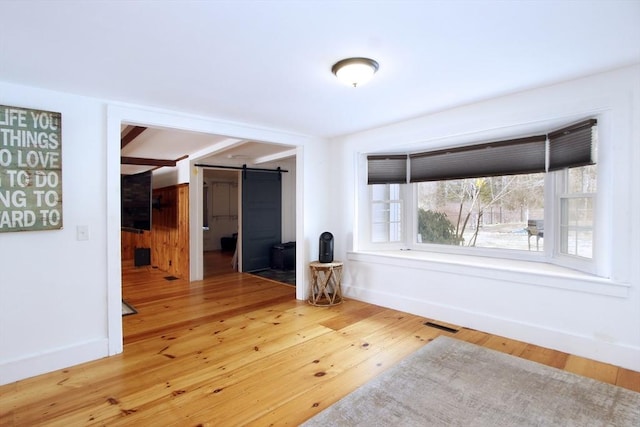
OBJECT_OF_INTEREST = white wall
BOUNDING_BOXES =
[332,65,640,370]
[0,82,111,384]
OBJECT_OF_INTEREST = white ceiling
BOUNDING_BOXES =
[2,1,639,168]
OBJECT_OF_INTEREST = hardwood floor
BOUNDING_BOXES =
[203,250,236,278]
[1,263,639,426]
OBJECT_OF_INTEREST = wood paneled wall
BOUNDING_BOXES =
[121,183,190,280]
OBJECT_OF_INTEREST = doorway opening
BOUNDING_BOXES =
[203,169,239,278]
[197,164,296,285]
[110,108,302,358]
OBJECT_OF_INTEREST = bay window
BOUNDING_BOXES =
[364,118,600,275]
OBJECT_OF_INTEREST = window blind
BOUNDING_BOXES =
[409,135,546,183]
[368,118,596,185]
[367,155,408,184]
[548,119,597,171]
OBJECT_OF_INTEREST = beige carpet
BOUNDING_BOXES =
[302,336,640,426]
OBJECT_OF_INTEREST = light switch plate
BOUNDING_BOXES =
[76,225,89,241]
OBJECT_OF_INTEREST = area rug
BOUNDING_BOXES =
[301,336,640,426]
[251,268,296,286]
[122,300,137,316]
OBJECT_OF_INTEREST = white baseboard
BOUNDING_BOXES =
[343,283,640,372]
[0,339,109,386]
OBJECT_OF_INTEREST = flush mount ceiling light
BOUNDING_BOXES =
[331,57,379,87]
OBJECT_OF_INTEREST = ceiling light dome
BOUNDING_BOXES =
[331,57,379,87]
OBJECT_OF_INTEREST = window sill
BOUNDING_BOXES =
[347,250,630,298]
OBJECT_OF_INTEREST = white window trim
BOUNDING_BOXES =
[347,250,629,298]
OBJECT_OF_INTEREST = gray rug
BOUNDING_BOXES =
[251,268,296,286]
[301,336,640,426]
[122,300,137,316]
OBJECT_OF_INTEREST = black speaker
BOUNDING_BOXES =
[319,232,334,263]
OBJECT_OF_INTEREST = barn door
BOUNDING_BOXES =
[241,170,282,272]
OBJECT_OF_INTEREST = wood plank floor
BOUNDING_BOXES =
[203,250,236,278]
[1,261,639,426]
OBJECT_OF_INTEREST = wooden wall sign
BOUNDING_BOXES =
[0,105,62,232]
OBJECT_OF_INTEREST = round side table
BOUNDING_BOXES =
[308,261,344,306]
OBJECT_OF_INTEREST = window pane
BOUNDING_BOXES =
[371,184,402,243]
[371,184,389,201]
[372,221,389,243]
[372,202,390,223]
[568,164,597,193]
[389,218,402,241]
[416,173,544,251]
[371,202,402,242]
[560,196,593,258]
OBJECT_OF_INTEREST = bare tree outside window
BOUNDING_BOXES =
[417,173,545,251]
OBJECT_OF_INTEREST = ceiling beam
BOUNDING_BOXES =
[253,148,297,165]
[121,157,177,167]
[189,138,247,159]
[121,126,147,149]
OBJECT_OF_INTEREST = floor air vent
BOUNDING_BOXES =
[424,321,459,334]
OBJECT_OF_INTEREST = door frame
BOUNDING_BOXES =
[106,104,306,358]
